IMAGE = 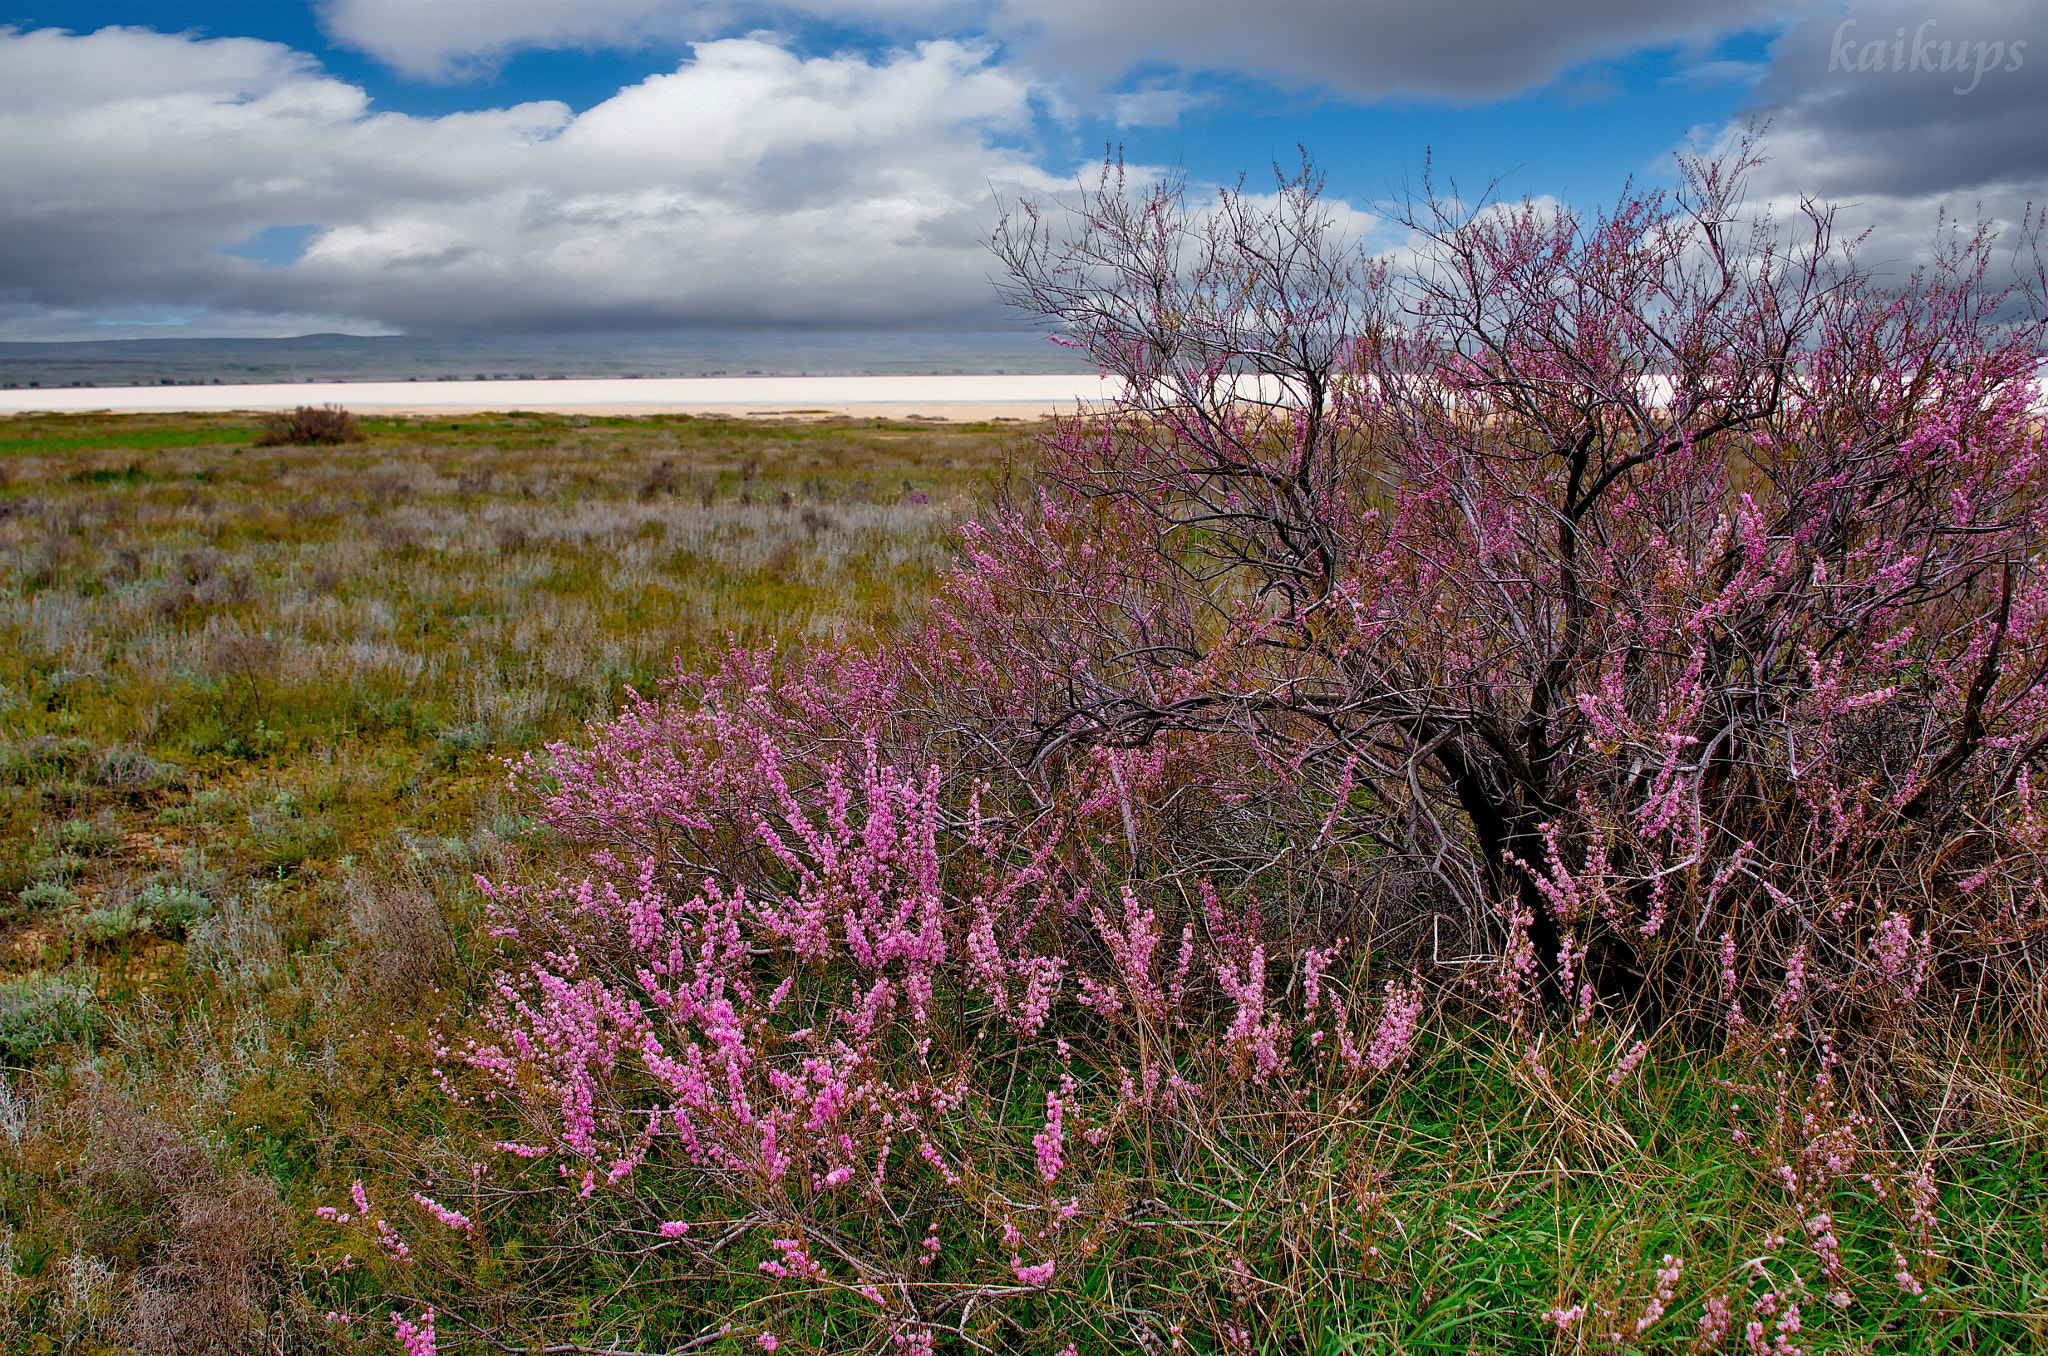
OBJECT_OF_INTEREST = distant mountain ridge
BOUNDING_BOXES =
[0,331,1085,389]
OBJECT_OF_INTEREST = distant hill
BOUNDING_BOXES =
[0,330,1086,389]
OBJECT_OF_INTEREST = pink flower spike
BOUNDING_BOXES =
[1607,1040,1649,1085]
[413,1193,475,1236]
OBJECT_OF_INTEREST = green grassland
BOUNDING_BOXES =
[0,409,1020,1351]
[0,412,2042,1354]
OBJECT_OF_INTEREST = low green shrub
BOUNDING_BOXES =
[156,788,237,827]
[428,721,495,771]
[137,882,211,939]
[90,745,181,794]
[0,974,101,1059]
[28,851,87,883]
[63,903,149,946]
[245,817,336,876]
[55,816,121,857]
[13,736,92,779]
[35,779,94,811]
[16,880,78,912]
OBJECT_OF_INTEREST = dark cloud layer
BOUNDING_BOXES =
[318,0,1822,102]
[994,0,1817,101]
[1745,0,2043,199]
[1705,0,2045,293]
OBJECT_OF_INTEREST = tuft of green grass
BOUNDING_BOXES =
[1292,1026,2048,1354]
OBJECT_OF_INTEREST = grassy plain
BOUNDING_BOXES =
[0,411,2042,1354]
[0,408,1016,1350]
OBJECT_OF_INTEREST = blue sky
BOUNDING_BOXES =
[1,0,1778,197]
[0,0,2039,339]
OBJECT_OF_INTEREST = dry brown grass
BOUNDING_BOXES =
[70,1089,293,1354]
[341,857,457,1006]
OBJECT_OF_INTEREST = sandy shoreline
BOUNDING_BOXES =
[0,373,1122,420]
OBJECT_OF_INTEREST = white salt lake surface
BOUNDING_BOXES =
[0,374,1123,421]
[10,372,2035,422]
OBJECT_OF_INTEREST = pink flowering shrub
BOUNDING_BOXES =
[985,139,2048,1048]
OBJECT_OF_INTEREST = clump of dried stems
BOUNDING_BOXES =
[254,404,359,447]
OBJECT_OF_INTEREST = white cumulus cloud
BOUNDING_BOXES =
[6,3,2038,342]
[0,24,1062,338]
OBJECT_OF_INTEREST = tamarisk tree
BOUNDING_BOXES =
[978,144,2048,1018]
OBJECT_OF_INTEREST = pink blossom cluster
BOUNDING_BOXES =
[389,1309,436,1356]
[1634,1254,1682,1334]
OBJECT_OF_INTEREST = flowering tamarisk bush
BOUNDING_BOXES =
[986,141,2048,1043]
